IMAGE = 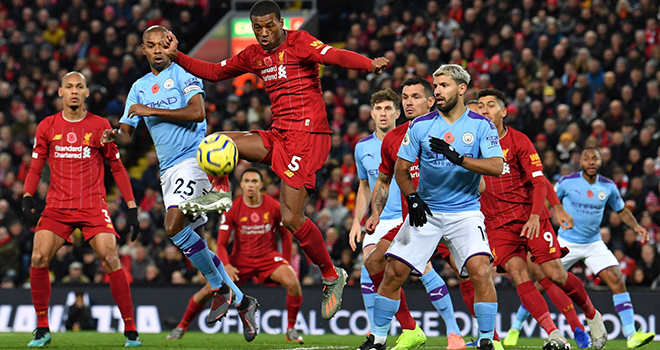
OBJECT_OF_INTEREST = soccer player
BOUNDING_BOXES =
[159,0,389,319]
[100,25,259,342]
[368,64,503,350]
[555,148,656,348]
[360,77,466,350]
[167,168,304,343]
[477,88,606,350]
[22,71,141,347]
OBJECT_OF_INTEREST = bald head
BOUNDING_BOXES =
[61,71,86,88]
[142,25,168,43]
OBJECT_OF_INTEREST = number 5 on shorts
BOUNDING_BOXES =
[288,156,302,172]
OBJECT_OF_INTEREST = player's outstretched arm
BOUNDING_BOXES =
[349,178,371,251]
[618,208,649,244]
[101,124,135,147]
[365,172,392,234]
[461,156,504,176]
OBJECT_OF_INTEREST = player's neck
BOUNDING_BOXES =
[375,127,393,141]
[582,171,598,184]
[441,104,467,124]
[243,194,263,207]
[150,62,172,76]
[498,125,507,138]
[62,108,86,121]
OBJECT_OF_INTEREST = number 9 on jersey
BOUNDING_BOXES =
[197,133,238,177]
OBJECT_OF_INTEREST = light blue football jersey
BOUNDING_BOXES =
[397,109,503,213]
[355,132,402,221]
[556,172,625,244]
[120,63,206,174]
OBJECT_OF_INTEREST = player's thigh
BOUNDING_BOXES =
[526,254,547,282]
[269,264,300,290]
[271,130,330,191]
[441,211,492,279]
[364,237,391,274]
[161,158,213,205]
[487,223,526,273]
[88,233,119,262]
[385,216,443,276]
[32,229,67,265]
[582,240,619,277]
[222,131,269,162]
[557,236,585,270]
[596,265,626,293]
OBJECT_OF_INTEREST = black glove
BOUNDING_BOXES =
[21,196,41,226]
[126,208,141,242]
[406,192,432,227]
[430,137,464,165]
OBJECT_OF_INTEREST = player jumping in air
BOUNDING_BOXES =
[167,168,304,344]
[160,0,388,319]
[23,71,141,347]
[101,25,259,342]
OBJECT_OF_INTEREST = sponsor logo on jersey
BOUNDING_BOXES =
[163,78,174,89]
[260,64,287,81]
[284,170,295,178]
[67,132,77,143]
[250,212,260,223]
[529,153,542,167]
[256,59,262,66]
[462,132,475,145]
[145,96,179,108]
[83,132,93,146]
[240,216,248,222]
[598,191,606,200]
[502,162,510,175]
[310,40,324,49]
[444,132,454,143]
[549,247,556,254]
[54,145,91,159]
[53,134,62,140]
[152,84,159,94]
[409,164,419,178]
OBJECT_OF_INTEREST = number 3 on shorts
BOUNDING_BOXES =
[288,155,302,172]
[101,209,112,223]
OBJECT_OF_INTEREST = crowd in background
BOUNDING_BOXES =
[1,0,660,292]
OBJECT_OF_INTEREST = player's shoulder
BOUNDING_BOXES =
[384,123,407,143]
[409,110,440,128]
[466,110,497,130]
[85,112,111,127]
[40,112,59,125]
[558,172,581,184]
[356,133,376,147]
[597,175,616,186]
[287,29,314,44]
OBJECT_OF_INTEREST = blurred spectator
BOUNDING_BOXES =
[62,262,91,284]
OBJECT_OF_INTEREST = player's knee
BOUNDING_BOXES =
[164,221,185,237]
[468,263,492,288]
[281,212,304,233]
[99,251,121,271]
[31,252,49,268]
[545,267,567,286]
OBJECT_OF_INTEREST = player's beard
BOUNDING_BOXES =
[69,104,79,111]
[437,92,459,113]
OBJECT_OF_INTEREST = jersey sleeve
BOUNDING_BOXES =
[295,31,373,71]
[608,183,626,212]
[379,133,396,176]
[174,50,253,82]
[516,134,546,215]
[176,66,205,103]
[32,121,49,159]
[397,125,421,163]
[216,209,234,264]
[355,144,367,180]
[555,178,567,202]
[120,83,142,128]
[478,120,504,159]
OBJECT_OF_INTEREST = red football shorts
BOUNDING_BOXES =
[435,243,451,260]
[229,251,289,286]
[488,219,568,272]
[255,128,331,191]
[36,204,119,242]
[382,222,401,242]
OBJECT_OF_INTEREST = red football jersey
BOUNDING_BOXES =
[480,127,550,230]
[175,30,372,133]
[379,121,420,218]
[217,194,292,264]
[32,112,123,209]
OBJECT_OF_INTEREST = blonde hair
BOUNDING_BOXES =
[433,64,471,86]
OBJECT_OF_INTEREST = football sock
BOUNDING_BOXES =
[286,295,303,329]
[474,302,498,342]
[511,305,530,331]
[559,272,596,319]
[613,292,636,338]
[178,296,206,330]
[396,289,417,331]
[373,294,400,340]
[540,277,584,331]
[360,266,376,332]
[459,279,476,316]
[211,175,230,192]
[172,226,225,289]
[108,269,136,332]
[207,250,244,305]
[517,281,556,334]
[30,266,51,328]
[420,270,461,335]
[294,218,338,280]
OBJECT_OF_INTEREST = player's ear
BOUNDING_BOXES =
[58,87,63,98]
[396,109,401,118]
[458,83,467,96]
[85,87,90,98]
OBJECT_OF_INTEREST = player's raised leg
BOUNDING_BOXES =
[269,264,304,343]
[88,233,140,347]
[168,284,213,340]
[28,230,65,347]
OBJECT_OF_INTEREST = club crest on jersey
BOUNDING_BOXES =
[163,78,174,89]
[152,84,159,94]
[278,51,285,64]
[67,132,77,144]
[83,132,93,146]
[263,212,269,221]
[598,191,606,200]
[462,132,475,145]
[250,212,260,223]
[264,56,273,66]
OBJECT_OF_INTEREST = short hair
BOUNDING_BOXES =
[370,88,399,110]
[433,64,471,86]
[142,25,168,42]
[477,88,506,108]
[61,71,87,87]
[581,147,601,157]
[241,168,263,182]
[466,100,478,106]
[402,77,434,98]
[250,0,281,20]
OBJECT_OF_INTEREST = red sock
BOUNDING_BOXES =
[459,280,475,316]
[370,271,384,291]
[178,296,206,330]
[559,273,596,319]
[517,281,557,334]
[286,294,303,329]
[211,175,230,192]
[395,288,417,330]
[494,330,500,341]
[294,218,338,280]
[540,278,584,331]
[108,269,136,332]
[30,266,51,328]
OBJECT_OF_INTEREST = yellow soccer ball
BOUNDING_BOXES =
[197,133,238,177]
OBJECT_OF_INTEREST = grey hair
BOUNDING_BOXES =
[433,64,471,86]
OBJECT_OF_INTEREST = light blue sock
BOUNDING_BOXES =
[360,266,376,333]
[373,294,400,338]
[171,226,224,289]
[613,292,636,337]
[512,305,530,331]
[207,249,244,306]
[474,302,498,342]
[420,269,461,335]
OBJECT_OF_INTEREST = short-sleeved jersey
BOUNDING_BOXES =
[556,172,625,244]
[219,194,285,260]
[120,63,205,173]
[209,30,347,133]
[355,132,401,221]
[397,109,503,212]
[32,112,120,209]
[480,127,550,229]
[379,121,419,218]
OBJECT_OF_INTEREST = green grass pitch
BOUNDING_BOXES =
[0,332,650,350]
